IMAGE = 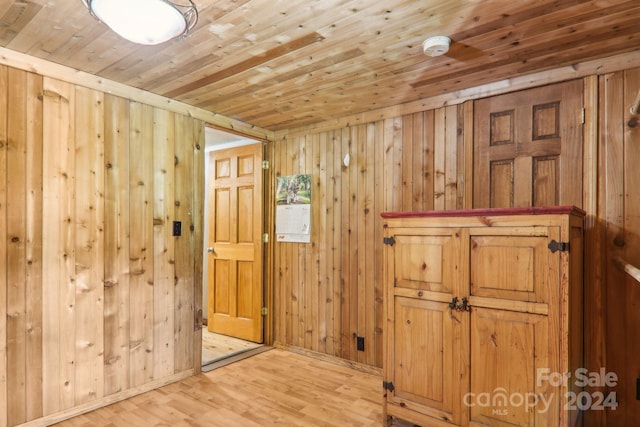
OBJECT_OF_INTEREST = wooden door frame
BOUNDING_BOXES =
[196,127,274,371]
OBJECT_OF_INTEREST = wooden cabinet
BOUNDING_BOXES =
[381,206,584,427]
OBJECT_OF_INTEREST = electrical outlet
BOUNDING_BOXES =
[357,336,365,352]
[172,221,182,236]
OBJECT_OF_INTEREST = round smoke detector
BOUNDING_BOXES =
[422,36,451,57]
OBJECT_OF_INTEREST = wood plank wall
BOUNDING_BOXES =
[597,67,640,427]
[0,64,204,426]
[270,103,472,368]
[271,66,640,426]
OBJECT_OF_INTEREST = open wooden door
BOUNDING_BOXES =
[207,143,263,343]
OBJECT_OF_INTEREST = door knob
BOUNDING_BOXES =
[207,247,215,253]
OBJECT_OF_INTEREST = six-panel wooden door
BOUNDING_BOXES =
[207,143,264,343]
[473,80,583,209]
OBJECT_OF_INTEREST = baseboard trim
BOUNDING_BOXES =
[18,370,196,427]
[273,342,382,376]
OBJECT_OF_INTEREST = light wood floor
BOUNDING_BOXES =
[53,348,385,427]
[201,328,262,365]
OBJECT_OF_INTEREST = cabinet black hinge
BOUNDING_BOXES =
[383,236,395,246]
[382,381,395,392]
[548,240,570,253]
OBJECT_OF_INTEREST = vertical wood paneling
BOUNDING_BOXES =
[318,132,328,354]
[288,136,299,348]
[103,94,130,396]
[191,119,204,370]
[310,133,320,351]
[601,71,626,427]
[0,65,7,427]
[2,66,203,426]
[330,130,342,357]
[364,123,376,366]
[273,137,285,345]
[622,67,640,426]
[25,71,43,421]
[411,113,424,210]
[296,135,305,349]
[42,77,76,415]
[174,114,195,372]
[582,75,605,427]
[356,124,367,364]
[340,128,351,358]
[373,120,385,368]
[445,105,458,211]
[423,110,435,211]
[303,135,314,350]
[73,86,105,405]
[347,126,358,360]
[434,108,446,211]
[129,102,155,386]
[462,102,474,209]
[274,104,468,368]
[152,108,175,379]
[598,67,640,426]
[401,115,413,211]
[6,67,28,426]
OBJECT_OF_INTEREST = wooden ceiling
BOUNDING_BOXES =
[1,0,639,131]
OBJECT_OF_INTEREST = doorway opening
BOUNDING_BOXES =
[202,126,267,371]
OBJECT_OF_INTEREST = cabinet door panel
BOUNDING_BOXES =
[394,231,458,294]
[389,297,464,424]
[470,307,558,427]
[469,231,557,304]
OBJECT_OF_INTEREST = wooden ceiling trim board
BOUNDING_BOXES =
[162,32,326,99]
[0,46,273,140]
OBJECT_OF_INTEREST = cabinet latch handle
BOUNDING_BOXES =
[448,296,471,312]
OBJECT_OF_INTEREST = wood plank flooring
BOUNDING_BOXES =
[53,349,385,426]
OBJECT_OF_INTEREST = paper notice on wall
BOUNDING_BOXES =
[275,174,311,243]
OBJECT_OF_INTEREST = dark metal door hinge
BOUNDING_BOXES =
[383,381,395,392]
[548,240,570,253]
[383,236,395,246]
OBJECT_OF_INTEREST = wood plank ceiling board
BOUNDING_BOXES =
[0,0,639,130]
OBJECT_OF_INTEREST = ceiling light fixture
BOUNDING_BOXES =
[82,0,198,45]
[422,36,451,57]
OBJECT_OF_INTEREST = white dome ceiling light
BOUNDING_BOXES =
[82,0,198,45]
[422,36,451,57]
